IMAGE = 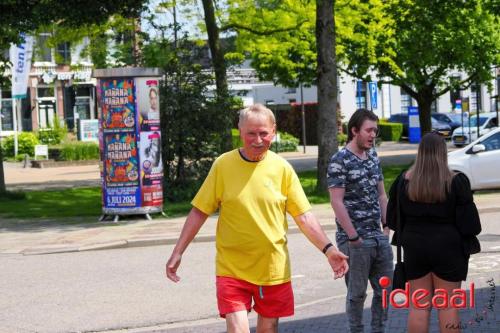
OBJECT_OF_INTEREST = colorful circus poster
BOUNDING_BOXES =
[100,79,136,130]
[104,132,139,187]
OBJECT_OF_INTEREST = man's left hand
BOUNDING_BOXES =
[325,247,349,279]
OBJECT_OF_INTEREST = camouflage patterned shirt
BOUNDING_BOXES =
[327,147,384,244]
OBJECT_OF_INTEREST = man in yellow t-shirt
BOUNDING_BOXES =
[166,104,348,333]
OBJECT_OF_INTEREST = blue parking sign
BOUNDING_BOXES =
[369,82,377,109]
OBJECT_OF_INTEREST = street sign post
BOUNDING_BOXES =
[408,106,420,143]
[369,82,378,110]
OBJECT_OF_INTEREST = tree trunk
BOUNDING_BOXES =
[201,0,232,152]
[416,87,434,136]
[131,16,142,66]
[315,0,338,191]
[0,149,5,194]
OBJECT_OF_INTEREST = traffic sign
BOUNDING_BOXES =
[369,82,378,109]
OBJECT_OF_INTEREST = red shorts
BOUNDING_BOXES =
[216,276,294,318]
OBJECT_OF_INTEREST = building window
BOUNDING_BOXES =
[56,42,71,64]
[1,90,14,131]
[470,82,482,112]
[36,34,52,62]
[76,86,91,97]
[356,81,367,109]
[400,88,413,113]
[37,86,55,98]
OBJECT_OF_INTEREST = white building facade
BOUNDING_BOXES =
[228,66,500,122]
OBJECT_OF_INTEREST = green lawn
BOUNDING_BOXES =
[299,164,408,204]
[0,187,192,222]
[0,165,408,222]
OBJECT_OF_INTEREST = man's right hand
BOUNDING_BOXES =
[166,252,182,282]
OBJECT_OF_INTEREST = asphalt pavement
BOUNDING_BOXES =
[0,142,498,257]
[1,142,499,333]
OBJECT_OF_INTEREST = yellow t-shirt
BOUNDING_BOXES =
[191,149,311,285]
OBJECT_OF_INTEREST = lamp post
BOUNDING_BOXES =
[300,83,306,154]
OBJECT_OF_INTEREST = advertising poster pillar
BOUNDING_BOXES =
[92,68,163,221]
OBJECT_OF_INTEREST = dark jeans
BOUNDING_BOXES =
[338,235,394,333]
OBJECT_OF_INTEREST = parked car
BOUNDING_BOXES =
[431,112,467,132]
[451,112,498,147]
[387,113,452,138]
[448,127,500,190]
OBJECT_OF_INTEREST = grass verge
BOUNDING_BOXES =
[0,165,409,222]
[299,164,408,204]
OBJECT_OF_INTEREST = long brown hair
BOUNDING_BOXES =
[407,133,454,203]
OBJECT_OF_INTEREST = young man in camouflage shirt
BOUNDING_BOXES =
[327,108,394,333]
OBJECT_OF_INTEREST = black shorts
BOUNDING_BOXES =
[402,223,468,282]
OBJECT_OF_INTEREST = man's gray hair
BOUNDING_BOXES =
[238,104,276,128]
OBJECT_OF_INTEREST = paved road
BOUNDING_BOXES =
[1,211,499,333]
[4,144,419,190]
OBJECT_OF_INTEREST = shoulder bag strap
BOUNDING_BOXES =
[396,173,405,264]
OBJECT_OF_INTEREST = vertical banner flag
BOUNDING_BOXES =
[10,34,34,99]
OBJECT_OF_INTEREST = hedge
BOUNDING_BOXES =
[378,122,403,141]
[59,142,100,161]
[231,129,299,152]
[1,132,39,157]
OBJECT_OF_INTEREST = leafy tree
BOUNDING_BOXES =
[0,0,146,195]
[225,0,316,87]
[338,0,500,134]
[160,35,241,201]
[0,1,146,82]
[225,0,341,190]
[200,0,233,152]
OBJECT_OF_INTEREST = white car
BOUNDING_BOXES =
[448,127,500,190]
[451,112,498,147]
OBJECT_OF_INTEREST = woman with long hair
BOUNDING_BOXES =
[387,132,481,333]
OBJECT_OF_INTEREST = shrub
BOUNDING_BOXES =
[271,131,299,152]
[279,103,344,145]
[160,35,238,202]
[338,133,348,146]
[231,128,241,148]
[59,142,100,161]
[379,122,403,141]
[232,129,299,153]
[37,114,68,145]
[1,132,39,157]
